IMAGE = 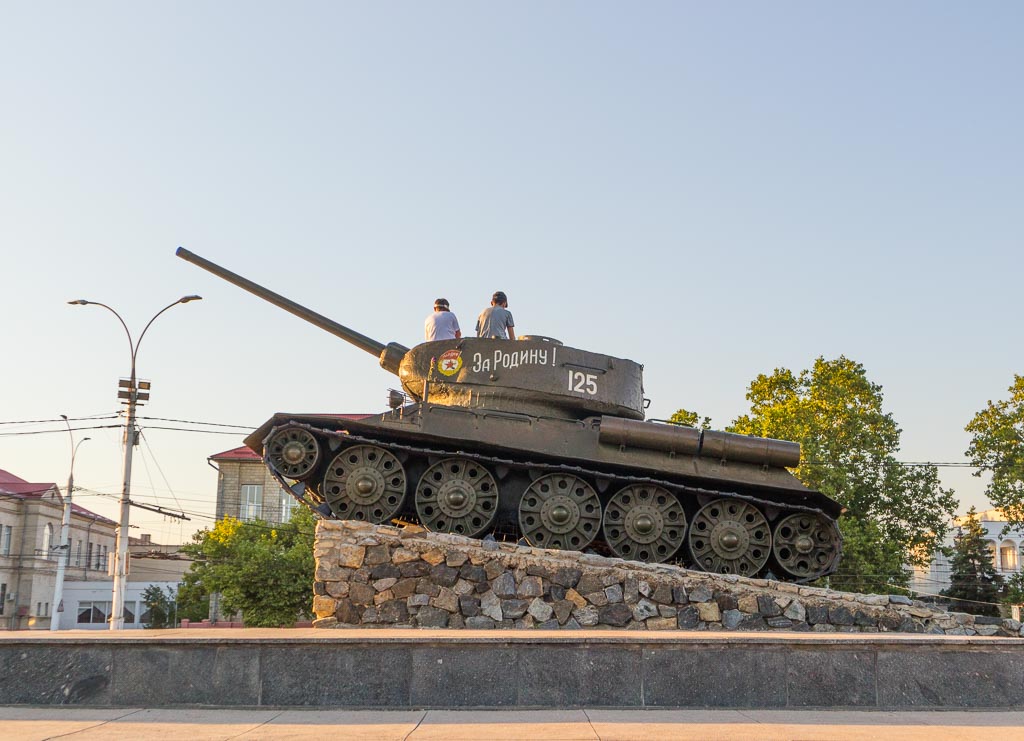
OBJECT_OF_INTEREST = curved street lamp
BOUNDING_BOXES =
[51,415,89,631]
[68,295,201,629]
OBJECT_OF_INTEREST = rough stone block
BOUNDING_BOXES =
[465,616,496,629]
[480,591,502,621]
[430,564,459,587]
[378,599,409,623]
[574,605,599,626]
[518,575,544,598]
[697,601,721,623]
[432,587,459,613]
[604,584,624,604]
[459,564,487,582]
[501,599,529,619]
[757,595,782,617]
[415,606,450,628]
[677,606,699,629]
[565,588,588,609]
[528,598,555,622]
[631,599,658,621]
[392,548,419,564]
[829,605,855,626]
[446,551,469,567]
[598,603,633,627]
[421,549,446,565]
[349,582,375,606]
[647,617,676,631]
[335,545,366,568]
[312,595,337,617]
[689,584,713,603]
[492,571,517,597]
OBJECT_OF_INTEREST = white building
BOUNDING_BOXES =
[910,509,1023,596]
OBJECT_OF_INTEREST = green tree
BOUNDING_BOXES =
[668,408,712,429]
[180,506,316,627]
[965,375,1024,530]
[140,584,174,628]
[1003,571,1024,607]
[729,356,958,593]
[942,507,1004,616]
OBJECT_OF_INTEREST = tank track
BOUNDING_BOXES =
[266,422,842,583]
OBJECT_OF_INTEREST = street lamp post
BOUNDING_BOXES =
[69,294,201,630]
[51,416,89,631]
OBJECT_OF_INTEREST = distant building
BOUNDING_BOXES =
[209,445,299,525]
[0,468,116,630]
[55,534,192,630]
[910,509,1023,597]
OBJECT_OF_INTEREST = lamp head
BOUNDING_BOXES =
[179,295,202,304]
[68,299,90,305]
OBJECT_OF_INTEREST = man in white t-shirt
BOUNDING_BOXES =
[424,298,462,341]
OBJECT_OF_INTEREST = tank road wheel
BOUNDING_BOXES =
[518,473,601,551]
[415,458,499,537]
[773,513,840,580]
[688,498,771,576]
[322,445,407,523]
[602,485,686,563]
[266,426,321,480]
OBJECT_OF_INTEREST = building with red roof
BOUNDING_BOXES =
[0,469,117,630]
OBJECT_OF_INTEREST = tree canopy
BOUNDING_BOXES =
[179,506,316,627]
[728,356,958,593]
[965,375,1024,531]
[667,408,711,429]
[942,507,1003,616]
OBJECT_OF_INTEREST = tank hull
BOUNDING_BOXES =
[248,405,843,582]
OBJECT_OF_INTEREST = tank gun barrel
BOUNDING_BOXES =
[176,247,408,373]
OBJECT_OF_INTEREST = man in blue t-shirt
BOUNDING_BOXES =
[476,291,516,339]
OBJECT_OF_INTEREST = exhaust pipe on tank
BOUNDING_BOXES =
[598,417,801,468]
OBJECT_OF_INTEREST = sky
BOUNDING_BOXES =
[1,2,1021,546]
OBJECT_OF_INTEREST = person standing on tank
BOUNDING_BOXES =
[424,298,461,340]
[476,291,516,339]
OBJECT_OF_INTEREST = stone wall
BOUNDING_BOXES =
[312,521,1024,637]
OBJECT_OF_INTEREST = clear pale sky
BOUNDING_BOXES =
[2,2,1021,546]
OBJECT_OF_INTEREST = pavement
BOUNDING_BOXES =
[3,708,1024,741]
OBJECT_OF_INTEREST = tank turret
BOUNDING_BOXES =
[179,247,841,581]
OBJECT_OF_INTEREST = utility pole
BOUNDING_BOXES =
[51,415,89,631]
[69,294,201,629]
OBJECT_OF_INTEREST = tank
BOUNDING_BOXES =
[178,247,842,582]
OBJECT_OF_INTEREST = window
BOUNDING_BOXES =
[1000,542,1019,572]
[279,488,296,523]
[0,583,6,615]
[42,524,53,559]
[124,601,136,624]
[94,543,102,570]
[77,601,111,624]
[102,546,109,572]
[75,541,82,567]
[1,525,11,555]
[241,484,263,521]
[36,602,41,616]
[87,542,93,569]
